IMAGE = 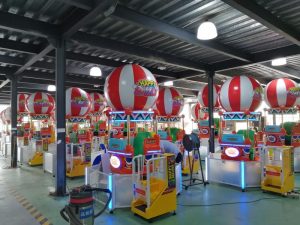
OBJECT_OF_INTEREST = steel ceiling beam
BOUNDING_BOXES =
[14,45,55,76]
[72,32,208,72]
[221,0,300,46]
[0,52,186,80]
[61,0,117,38]
[20,78,104,90]
[112,5,253,62]
[59,0,93,11]
[0,0,117,90]
[0,67,104,86]
[0,11,58,38]
[0,39,42,54]
[259,63,300,80]
[0,14,198,79]
[213,45,300,71]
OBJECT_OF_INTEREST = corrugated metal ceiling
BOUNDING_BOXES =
[0,0,298,99]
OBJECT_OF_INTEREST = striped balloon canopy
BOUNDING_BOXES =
[66,87,91,117]
[2,107,11,123]
[89,92,106,114]
[26,92,55,115]
[0,111,4,124]
[156,87,184,116]
[197,84,220,108]
[191,103,206,121]
[264,78,298,109]
[104,64,159,111]
[219,75,262,112]
[17,94,29,113]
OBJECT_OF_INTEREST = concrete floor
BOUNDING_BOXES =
[1,156,300,225]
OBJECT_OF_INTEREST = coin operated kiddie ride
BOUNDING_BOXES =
[261,78,298,195]
[16,94,31,149]
[154,87,189,175]
[85,64,179,213]
[197,84,222,158]
[65,87,93,178]
[206,76,263,191]
[86,92,107,166]
[24,92,56,166]
[0,107,12,157]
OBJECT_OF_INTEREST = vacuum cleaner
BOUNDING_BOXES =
[60,185,112,225]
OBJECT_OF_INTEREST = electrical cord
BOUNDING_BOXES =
[177,197,281,207]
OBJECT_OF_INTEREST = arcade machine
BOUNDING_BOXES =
[25,92,55,166]
[263,78,299,162]
[0,110,6,156]
[1,107,11,157]
[16,94,30,149]
[291,123,300,172]
[65,87,92,178]
[88,92,107,148]
[206,76,263,191]
[90,121,107,166]
[155,87,189,174]
[197,84,221,158]
[86,64,181,212]
[261,78,298,194]
[107,111,162,174]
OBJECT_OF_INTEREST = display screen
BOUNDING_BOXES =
[267,135,276,143]
[225,147,240,158]
[110,155,121,168]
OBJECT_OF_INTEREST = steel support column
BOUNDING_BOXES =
[207,71,215,153]
[10,76,18,167]
[55,38,66,196]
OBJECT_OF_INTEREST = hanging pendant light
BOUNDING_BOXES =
[197,21,218,40]
[89,66,102,77]
[271,58,287,66]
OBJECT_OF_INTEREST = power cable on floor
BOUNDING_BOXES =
[178,197,281,207]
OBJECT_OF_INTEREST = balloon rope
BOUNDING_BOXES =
[281,111,284,128]
[219,114,222,140]
[127,114,130,146]
[246,116,249,139]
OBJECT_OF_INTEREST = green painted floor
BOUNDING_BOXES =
[1,156,300,225]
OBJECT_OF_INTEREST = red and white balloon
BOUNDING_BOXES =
[0,111,4,124]
[197,84,220,108]
[191,103,206,121]
[104,64,159,111]
[2,107,11,123]
[17,94,29,113]
[219,75,262,112]
[264,78,298,109]
[156,87,184,116]
[89,93,106,114]
[26,92,55,115]
[66,87,91,117]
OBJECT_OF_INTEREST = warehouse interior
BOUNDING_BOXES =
[0,0,300,225]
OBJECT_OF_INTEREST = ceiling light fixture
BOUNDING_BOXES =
[47,85,56,92]
[158,66,166,70]
[271,57,287,66]
[89,66,102,77]
[197,21,218,40]
[164,81,173,87]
